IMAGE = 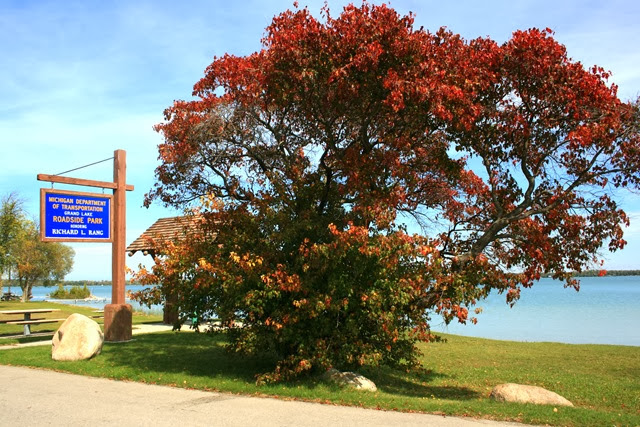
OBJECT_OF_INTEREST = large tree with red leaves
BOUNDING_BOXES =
[135,3,640,381]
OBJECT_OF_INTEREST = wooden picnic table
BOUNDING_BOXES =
[0,308,64,336]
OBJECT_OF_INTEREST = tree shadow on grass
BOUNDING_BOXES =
[0,331,54,344]
[102,331,277,384]
[361,366,480,401]
[102,332,479,401]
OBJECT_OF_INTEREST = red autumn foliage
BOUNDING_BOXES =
[136,3,640,381]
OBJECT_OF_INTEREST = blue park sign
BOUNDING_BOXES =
[40,189,112,242]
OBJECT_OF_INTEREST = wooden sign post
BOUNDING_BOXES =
[105,149,130,341]
[38,149,134,342]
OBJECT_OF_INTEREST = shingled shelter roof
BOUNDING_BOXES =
[126,215,204,257]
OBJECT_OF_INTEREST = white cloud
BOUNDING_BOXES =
[623,211,640,237]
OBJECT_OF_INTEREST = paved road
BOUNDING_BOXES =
[0,365,524,427]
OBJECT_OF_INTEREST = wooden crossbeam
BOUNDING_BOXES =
[37,174,134,191]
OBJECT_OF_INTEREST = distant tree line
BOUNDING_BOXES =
[4,279,142,288]
[578,270,640,277]
[51,280,141,287]
[541,270,640,278]
[62,280,113,287]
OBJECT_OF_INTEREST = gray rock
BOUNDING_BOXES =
[52,313,104,361]
[490,383,573,407]
[323,368,377,392]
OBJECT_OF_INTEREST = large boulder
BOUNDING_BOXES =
[490,383,573,407]
[323,368,377,392]
[52,313,104,361]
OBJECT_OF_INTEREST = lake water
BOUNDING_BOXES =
[12,276,640,346]
[20,284,164,316]
[431,276,640,346]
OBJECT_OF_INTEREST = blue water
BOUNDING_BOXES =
[20,285,163,315]
[12,276,640,346]
[432,276,640,346]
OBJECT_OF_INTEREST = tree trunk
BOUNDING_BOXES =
[20,281,32,302]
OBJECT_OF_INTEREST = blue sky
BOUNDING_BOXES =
[1,0,639,280]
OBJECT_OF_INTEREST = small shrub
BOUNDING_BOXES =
[49,284,91,299]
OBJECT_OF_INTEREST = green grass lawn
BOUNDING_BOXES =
[0,328,637,426]
[0,300,162,345]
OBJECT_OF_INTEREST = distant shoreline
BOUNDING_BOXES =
[5,270,639,290]
[64,270,640,282]
[46,295,108,302]
[541,269,640,278]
